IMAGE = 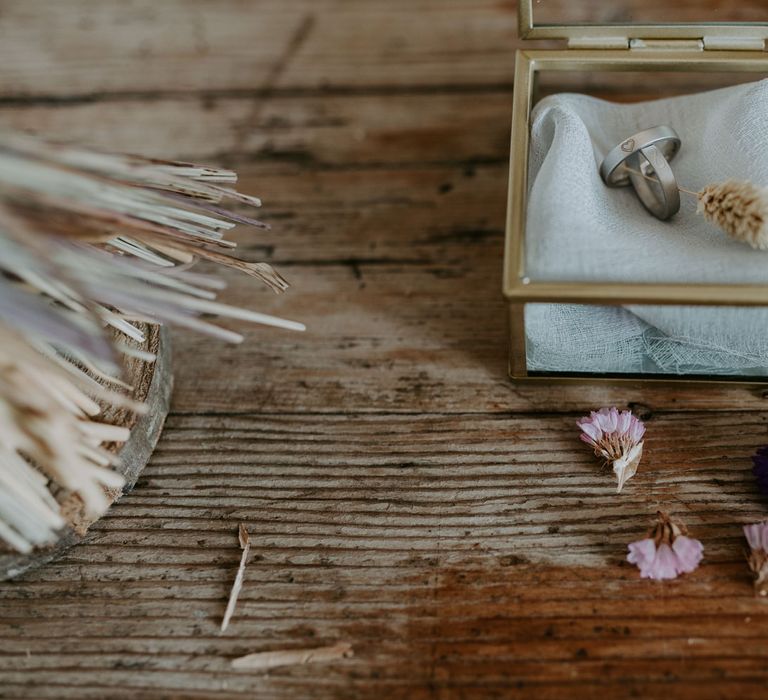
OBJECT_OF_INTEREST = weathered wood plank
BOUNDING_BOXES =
[0,92,513,167]
[1,413,767,697]
[0,0,757,99]
[0,0,766,105]
[0,0,518,97]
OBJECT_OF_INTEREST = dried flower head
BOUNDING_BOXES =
[744,521,768,597]
[697,180,768,250]
[577,407,645,492]
[627,512,703,581]
[751,446,768,496]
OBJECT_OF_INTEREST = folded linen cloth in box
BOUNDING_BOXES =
[525,78,768,375]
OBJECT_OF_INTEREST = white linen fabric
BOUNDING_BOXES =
[525,78,768,375]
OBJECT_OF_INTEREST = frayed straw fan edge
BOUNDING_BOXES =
[0,324,172,580]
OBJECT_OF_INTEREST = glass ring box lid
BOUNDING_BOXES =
[503,0,768,383]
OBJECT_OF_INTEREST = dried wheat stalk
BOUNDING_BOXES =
[697,180,768,250]
[628,165,768,249]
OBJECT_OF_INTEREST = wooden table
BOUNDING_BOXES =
[1,2,768,698]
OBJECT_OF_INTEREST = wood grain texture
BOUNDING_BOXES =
[2,413,768,698]
[0,0,519,96]
[1,0,768,698]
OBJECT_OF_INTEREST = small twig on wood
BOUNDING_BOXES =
[231,642,354,671]
[220,523,251,633]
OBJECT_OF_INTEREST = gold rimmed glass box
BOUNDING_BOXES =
[504,0,768,384]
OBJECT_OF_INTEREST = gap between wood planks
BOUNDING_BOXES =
[0,80,738,107]
[0,83,518,106]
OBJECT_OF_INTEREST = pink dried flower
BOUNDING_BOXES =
[577,407,645,492]
[627,512,703,580]
[743,521,768,597]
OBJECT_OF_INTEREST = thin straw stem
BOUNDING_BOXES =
[623,166,698,197]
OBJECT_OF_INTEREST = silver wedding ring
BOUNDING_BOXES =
[600,126,681,220]
[627,144,680,220]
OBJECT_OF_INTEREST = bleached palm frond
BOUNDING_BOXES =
[0,130,303,553]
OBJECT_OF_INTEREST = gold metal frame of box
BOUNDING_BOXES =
[518,1,768,44]
[503,47,768,385]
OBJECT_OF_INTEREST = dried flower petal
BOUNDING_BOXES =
[652,544,680,579]
[577,407,645,492]
[744,521,768,597]
[671,536,705,574]
[751,446,768,496]
[627,512,703,580]
[626,538,657,574]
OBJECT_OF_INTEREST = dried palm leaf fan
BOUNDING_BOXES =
[0,131,304,577]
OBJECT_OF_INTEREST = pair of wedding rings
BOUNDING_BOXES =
[599,126,681,220]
